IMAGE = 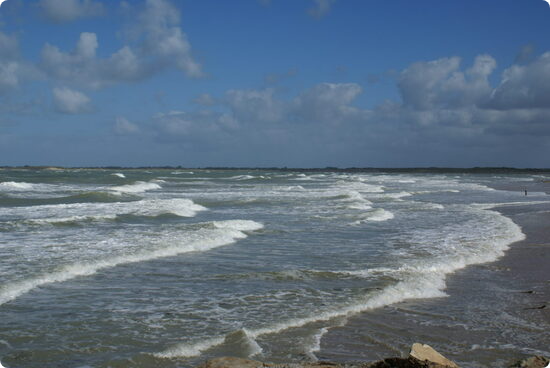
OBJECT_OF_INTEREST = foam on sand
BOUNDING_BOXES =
[0,220,264,305]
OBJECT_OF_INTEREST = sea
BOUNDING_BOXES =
[0,169,548,368]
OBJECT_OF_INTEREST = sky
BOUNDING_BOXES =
[0,0,550,168]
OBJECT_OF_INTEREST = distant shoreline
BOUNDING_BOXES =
[1,166,550,174]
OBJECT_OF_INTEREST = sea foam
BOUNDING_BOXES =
[0,220,264,305]
[155,207,524,359]
[2,198,207,224]
[109,181,161,193]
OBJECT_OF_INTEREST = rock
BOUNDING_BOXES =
[408,343,459,368]
[196,356,267,368]
[366,357,455,368]
[510,356,550,368]
[196,357,344,368]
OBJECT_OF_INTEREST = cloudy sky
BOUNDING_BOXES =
[1,0,549,167]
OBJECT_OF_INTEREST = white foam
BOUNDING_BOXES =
[229,175,256,180]
[157,337,225,358]
[472,200,550,210]
[3,198,207,224]
[353,208,394,224]
[367,208,395,222]
[0,220,263,305]
[382,191,412,199]
[111,173,126,178]
[306,327,329,359]
[0,181,34,190]
[212,220,265,232]
[109,181,161,193]
[156,208,525,360]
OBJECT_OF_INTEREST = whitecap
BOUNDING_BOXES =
[109,181,161,193]
[0,181,34,190]
[0,220,263,305]
[155,208,525,360]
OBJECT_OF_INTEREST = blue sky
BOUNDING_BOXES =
[1,0,550,167]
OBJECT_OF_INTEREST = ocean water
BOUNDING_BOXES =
[0,169,548,368]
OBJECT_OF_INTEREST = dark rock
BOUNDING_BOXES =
[510,356,550,368]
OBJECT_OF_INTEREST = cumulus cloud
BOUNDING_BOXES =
[486,52,550,110]
[39,0,104,23]
[147,52,550,166]
[52,86,91,114]
[127,0,202,77]
[307,0,335,18]
[39,0,201,89]
[114,117,140,134]
[0,31,21,92]
[151,82,365,148]
[293,82,363,123]
[225,88,285,124]
[398,55,496,110]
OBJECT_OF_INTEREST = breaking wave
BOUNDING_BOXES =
[0,220,264,305]
[155,208,524,359]
[2,198,207,224]
[109,181,161,193]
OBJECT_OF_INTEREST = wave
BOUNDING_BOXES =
[352,208,394,225]
[0,181,35,190]
[0,220,264,305]
[305,327,329,360]
[0,191,138,208]
[155,208,524,359]
[382,191,413,199]
[228,175,261,181]
[0,181,64,193]
[329,190,373,210]
[109,181,161,193]
[5,198,207,225]
[111,173,126,178]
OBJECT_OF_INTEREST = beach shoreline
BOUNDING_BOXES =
[316,179,550,367]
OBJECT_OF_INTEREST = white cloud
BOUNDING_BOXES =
[52,86,91,114]
[0,31,21,92]
[0,31,18,60]
[225,88,284,124]
[293,83,363,123]
[0,62,19,91]
[398,55,496,110]
[307,0,335,18]
[129,0,202,77]
[114,117,140,134]
[486,52,550,110]
[39,0,201,89]
[39,0,104,23]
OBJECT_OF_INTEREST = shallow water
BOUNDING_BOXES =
[0,169,548,367]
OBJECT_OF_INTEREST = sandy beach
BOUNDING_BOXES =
[317,179,550,367]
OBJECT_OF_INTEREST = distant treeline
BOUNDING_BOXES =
[1,165,550,174]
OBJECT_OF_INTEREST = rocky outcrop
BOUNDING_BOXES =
[196,343,549,368]
[510,356,550,368]
[408,343,459,367]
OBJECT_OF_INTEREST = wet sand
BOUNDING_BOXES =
[317,180,550,368]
